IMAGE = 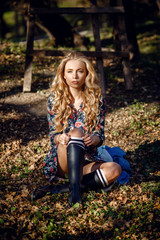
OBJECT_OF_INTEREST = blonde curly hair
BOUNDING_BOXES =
[51,52,103,133]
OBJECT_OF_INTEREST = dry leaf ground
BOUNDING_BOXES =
[0,41,160,240]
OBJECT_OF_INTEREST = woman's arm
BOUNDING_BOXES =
[47,95,62,146]
[82,97,107,147]
[92,97,107,147]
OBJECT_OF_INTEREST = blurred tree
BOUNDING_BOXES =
[122,0,140,61]
[1,0,159,48]
[6,0,90,48]
[0,0,27,39]
[31,0,74,46]
[133,0,160,19]
[157,0,160,14]
[9,0,74,46]
[0,2,9,39]
[110,0,140,61]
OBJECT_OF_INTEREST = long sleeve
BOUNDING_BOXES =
[47,95,62,146]
[92,98,107,147]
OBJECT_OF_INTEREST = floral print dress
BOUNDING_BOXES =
[43,94,107,183]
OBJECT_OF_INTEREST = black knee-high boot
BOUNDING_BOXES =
[31,182,70,201]
[31,169,112,201]
[67,137,85,206]
[81,169,113,192]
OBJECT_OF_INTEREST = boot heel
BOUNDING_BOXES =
[69,184,82,206]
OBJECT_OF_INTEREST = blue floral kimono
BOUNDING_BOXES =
[43,94,131,184]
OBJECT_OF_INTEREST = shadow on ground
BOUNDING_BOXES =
[127,140,160,184]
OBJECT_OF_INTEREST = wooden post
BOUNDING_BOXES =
[91,0,106,94]
[118,15,133,90]
[111,0,133,90]
[23,9,35,92]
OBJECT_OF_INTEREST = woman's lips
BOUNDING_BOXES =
[71,81,79,84]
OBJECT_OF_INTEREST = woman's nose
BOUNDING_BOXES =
[72,71,77,78]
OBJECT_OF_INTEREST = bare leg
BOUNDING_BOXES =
[57,144,68,177]
[83,161,122,184]
[57,128,122,184]
[32,130,122,201]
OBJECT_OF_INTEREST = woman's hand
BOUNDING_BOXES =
[55,133,70,145]
[82,134,100,147]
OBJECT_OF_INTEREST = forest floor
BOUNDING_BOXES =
[0,38,160,240]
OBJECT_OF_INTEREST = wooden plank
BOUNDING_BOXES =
[117,2,133,89]
[23,14,35,92]
[27,50,129,58]
[30,7,125,15]
[91,3,105,93]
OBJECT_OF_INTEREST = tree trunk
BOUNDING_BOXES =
[122,0,140,61]
[30,0,74,47]
[110,0,140,61]
[0,2,7,39]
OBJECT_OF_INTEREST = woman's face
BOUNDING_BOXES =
[64,60,87,91]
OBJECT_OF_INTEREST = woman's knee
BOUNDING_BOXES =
[113,162,122,177]
[69,128,84,138]
[102,162,122,179]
